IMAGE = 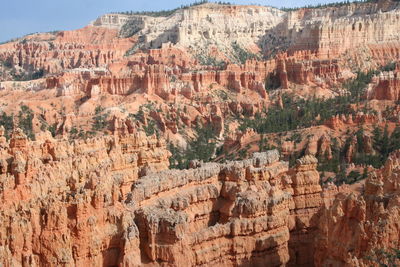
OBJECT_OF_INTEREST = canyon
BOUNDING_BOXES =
[1,0,400,266]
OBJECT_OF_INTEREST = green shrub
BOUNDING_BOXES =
[115,0,218,18]
[0,112,14,139]
[18,105,34,140]
[265,72,281,91]
[231,42,261,64]
[280,0,376,12]
[92,106,110,131]
[11,68,45,81]
[119,20,143,38]
[169,123,217,169]
[197,54,226,69]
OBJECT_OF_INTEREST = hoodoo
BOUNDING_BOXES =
[1,0,400,266]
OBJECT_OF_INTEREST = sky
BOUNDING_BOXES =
[0,0,342,43]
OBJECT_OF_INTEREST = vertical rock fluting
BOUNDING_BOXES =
[368,70,400,101]
[131,152,323,266]
[0,136,324,266]
[314,150,400,266]
[0,129,170,266]
[287,156,322,266]
[283,1,400,59]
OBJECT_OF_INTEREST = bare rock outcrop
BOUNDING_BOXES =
[368,70,400,101]
[314,150,400,266]
[0,137,325,266]
[0,129,170,266]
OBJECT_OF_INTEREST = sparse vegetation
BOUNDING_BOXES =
[343,69,379,103]
[380,61,397,72]
[128,104,160,137]
[144,119,158,136]
[0,112,14,139]
[119,20,144,38]
[196,54,226,69]
[92,106,110,132]
[280,0,378,12]
[318,125,400,185]
[12,68,45,81]
[239,67,399,184]
[241,68,382,135]
[115,1,232,17]
[2,60,45,81]
[231,42,261,64]
[48,124,57,137]
[18,105,34,140]
[239,94,354,134]
[265,72,281,91]
[169,123,217,169]
[39,117,57,137]
[2,60,13,69]
[124,43,143,57]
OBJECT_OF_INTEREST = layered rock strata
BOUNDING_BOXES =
[0,129,170,266]
[368,70,400,101]
[0,132,323,266]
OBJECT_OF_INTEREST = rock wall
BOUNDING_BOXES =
[108,3,285,50]
[368,70,400,101]
[283,1,400,59]
[276,55,341,88]
[0,26,134,74]
[314,150,400,266]
[0,130,324,266]
[324,113,378,130]
[0,128,170,266]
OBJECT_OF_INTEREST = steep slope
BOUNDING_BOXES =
[315,150,400,266]
[0,1,400,266]
[0,127,323,266]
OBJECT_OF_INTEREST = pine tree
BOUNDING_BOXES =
[381,124,390,160]
[389,126,400,152]
[356,127,365,153]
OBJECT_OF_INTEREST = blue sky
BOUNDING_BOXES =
[1,0,341,42]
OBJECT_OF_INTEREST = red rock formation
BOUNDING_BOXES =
[315,150,400,266]
[0,129,171,266]
[0,135,325,266]
[368,70,400,101]
[1,2,400,265]
[132,151,322,266]
[287,156,322,266]
[325,113,378,130]
[276,53,341,88]
[318,135,333,160]
[147,43,197,69]
[0,26,135,74]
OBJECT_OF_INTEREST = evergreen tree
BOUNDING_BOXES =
[18,105,34,140]
[0,112,14,139]
[381,124,390,159]
[356,127,365,153]
[389,126,400,152]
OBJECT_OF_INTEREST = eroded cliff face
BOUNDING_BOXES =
[1,1,400,145]
[0,128,170,266]
[368,68,400,101]
[0,128,324,266]
[1,1,400,266]
[3,126,400,266]
[315,150,400,266]
[0,26,135,74]
[99,3,285,52]
[281,1,400,59]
